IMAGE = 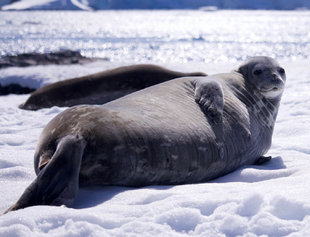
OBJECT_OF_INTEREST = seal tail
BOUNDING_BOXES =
[4,135,86,214]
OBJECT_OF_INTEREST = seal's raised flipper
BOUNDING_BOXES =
[254,156,272,165]
[194,77,224,123]
[4,135,86,213]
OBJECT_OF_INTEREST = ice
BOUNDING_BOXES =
[0,10,310,237]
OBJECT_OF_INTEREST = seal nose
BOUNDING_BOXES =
[270,73,284,90]
[271,74,281,83]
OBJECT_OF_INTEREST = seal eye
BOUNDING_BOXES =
[253,69,262,75]
[279,68,285,74]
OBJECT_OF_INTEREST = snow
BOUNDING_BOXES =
[1,0,310,10]
[0,10,310,237]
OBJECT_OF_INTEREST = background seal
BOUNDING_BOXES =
[19,64,206,110]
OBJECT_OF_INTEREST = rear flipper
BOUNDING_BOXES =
[4,135,86,213]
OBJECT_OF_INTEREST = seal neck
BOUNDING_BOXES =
[233,82,281,132]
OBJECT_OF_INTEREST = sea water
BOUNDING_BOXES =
[0,10,309,63]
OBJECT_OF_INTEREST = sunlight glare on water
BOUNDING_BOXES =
[0,10,309,63]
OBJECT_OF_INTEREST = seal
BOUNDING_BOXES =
[19,64,206,110]
[5,56,286,213]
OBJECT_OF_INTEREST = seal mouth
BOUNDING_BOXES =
[260,86,284,98]
[260,87,279,93]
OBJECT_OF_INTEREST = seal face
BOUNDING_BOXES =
[237,56,286,99]
[5,57,286,213]
[19,64,206,110]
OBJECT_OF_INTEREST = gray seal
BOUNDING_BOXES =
[19,64,206,110]
[5,56,286,213]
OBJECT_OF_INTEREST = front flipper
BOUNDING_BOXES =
[4,135,86,213]
[254,156,272,165]
[194,77,224,123]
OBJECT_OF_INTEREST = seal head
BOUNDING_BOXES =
[237,56,286,99]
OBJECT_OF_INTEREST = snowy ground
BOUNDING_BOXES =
[0,10,310,236]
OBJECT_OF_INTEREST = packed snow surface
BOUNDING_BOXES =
[0,10,310,236]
